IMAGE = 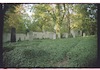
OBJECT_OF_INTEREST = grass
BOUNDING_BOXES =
[3,35,97,67]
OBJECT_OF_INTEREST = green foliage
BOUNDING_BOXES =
[23,48,50,59]
[73,4,97,35]
[3,46,15,52]
[67,35,97,67]
[3,36,97,67]
[4,4,97,35]
[31,4,71,34]
[4,4,26,33]
[31,4,53,32]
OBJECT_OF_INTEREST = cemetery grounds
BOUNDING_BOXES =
[3,35,97,67]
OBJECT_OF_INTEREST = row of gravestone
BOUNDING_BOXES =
[3,30,84,42]
[3,32,57,42]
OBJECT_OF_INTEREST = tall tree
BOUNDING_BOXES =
[0,4,4,67]
[31,4,74,38]
[32,4,53,32]
[4,4,25,42]
[73,4,97,35]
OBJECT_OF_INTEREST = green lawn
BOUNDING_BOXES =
[3,35,97,67]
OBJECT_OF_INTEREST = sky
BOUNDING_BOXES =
[23,4,33,16]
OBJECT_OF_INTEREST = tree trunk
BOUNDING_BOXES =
[65,4,71,37]
[11,27,16,42]
[0,4,4,67]
[97,4,100,67]
[67,5,71,35]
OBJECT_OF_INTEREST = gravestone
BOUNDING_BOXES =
[29,31,33,41]
[53,33,56,39]
[11,27,16,42]
[65,33,68,38]
[33,34,37,39]
[58,33,61,38]
[71,30,75,38]
[83,33,86,37]
[26,33,29,40]
[79,30,82,36]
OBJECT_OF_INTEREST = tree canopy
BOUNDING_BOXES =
[4,4,97,36]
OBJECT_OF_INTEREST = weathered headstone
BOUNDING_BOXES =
[53,33,56,39]
[65,33,68,38]
[71,30,75,38]
[83,33,86,37]
[11,27,16,42]
[79,30,82,36]
[29,31,33,41]
[26,33,29,40]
